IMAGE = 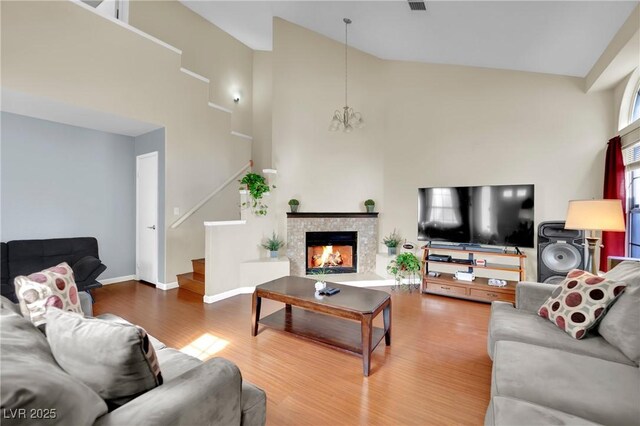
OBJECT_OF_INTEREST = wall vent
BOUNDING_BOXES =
[408,1,426,11]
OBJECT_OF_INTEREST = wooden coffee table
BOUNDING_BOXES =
[251,276,391,376]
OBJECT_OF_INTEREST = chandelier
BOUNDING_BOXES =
[329,18,364,133]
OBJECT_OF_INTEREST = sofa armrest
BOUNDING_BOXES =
[95,358,242,426]
[515,281,556,314]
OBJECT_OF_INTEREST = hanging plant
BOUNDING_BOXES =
[239,172,275,216]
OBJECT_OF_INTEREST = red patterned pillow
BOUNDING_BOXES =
[14,262,84,327]
[538,269,626,339]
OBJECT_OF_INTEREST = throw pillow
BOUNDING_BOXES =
[597,285,640,364]
[537,269,626,339]
[71,256,102,282]
[45,308,163,404]
[14,262,83,327]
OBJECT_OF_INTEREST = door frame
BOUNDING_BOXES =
[136,151,159,285]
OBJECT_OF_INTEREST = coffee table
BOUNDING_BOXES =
[251,276,391,376]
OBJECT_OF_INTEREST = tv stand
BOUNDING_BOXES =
[421,245,526,304]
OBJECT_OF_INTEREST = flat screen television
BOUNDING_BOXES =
[418,184,535,248]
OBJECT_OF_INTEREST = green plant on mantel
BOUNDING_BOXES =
[288,199,299,206]
[239,172,274,216]
[364,199,375,213]
[387,252,421,292]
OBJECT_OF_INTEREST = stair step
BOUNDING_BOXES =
[177,272,205,295]
[192,258,205,276]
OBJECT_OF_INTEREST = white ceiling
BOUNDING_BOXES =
[1,89,162,137]
[181,0,638,77]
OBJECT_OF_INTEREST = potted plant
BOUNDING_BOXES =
[382,229,402,255]
[261,232,285,258]
[364,199,375,213]
[288,199,300,213]
[387,252,422,292]
[239,172,274,216]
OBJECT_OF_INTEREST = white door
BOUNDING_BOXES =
[136,152,158,284]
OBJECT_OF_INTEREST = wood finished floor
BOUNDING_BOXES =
[93,281,493,425]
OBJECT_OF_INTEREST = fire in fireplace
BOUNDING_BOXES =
[306,231,357,274]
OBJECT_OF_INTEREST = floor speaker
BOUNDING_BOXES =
[537,221,585,284]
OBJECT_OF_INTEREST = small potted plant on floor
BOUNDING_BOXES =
[261,232,285,258]
[364,199,375,213]
[288,199,300,213]
[387,252,421,292]
[239,172,274,216]
[382,229,402,255]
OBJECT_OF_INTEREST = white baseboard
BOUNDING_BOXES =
[203,286,254,304]
[99,275,136,285]
[156,281,179,291]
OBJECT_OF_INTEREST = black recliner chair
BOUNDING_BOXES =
[0,237,106,302]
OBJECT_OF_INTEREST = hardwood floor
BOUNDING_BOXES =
[93,281,493,425]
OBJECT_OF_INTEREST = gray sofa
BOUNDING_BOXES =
[0,292,266,426]
[486,261,640,426]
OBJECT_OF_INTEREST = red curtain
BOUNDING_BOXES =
[600,136,626,271]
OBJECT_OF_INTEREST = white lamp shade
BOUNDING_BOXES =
[565,199,625,232]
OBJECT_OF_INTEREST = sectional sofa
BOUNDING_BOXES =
[0,292,266,426]
[485,261,640,425]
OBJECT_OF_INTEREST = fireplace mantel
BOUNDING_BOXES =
[286,212,378,218]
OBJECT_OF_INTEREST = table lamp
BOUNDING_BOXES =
[564,199,626,275]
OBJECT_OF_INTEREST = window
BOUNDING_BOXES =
[632,88,640,122]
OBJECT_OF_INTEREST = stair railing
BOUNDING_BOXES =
[170,160,252,229]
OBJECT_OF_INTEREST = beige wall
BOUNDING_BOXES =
[129,0,253,136]
[1,1,251,282]
[272,19,386,216]
[252,51,273,172]
[271,18,614,280]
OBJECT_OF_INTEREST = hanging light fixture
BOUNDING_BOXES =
[329,18,364,133]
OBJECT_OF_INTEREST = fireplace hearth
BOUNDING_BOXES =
[306,231,357,274]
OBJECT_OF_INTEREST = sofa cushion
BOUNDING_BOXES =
[538,269,625,339]
[492,341,640,426]
[604,260,640,287]
[597,285,640,366]
[96,313,166,350]
[0,305,107,425]
[155,348,202,381]
[45,308,163,402]
[485,396,601,426]
[488,301,633,365]
[14,262,83,327]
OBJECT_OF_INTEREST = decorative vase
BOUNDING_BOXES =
[388,246,397,256]
[270,250,278,258]
[290,205,299,213]
[366,205,374,213]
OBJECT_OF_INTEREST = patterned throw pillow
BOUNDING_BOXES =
[538,269,626,339]
[14,262,83,327]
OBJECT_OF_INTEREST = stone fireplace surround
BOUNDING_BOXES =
[286,212,379,277]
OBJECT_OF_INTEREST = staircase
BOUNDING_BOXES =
[177,258,205,295]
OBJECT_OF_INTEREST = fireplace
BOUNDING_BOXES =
[306,231,357,274]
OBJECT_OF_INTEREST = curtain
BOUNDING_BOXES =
[600,136,626,271]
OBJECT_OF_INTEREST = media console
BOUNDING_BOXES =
[421,245,526,303]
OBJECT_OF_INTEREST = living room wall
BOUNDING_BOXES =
[271,19,614,279]
[0,112,136,280]
[1,0,251,284]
